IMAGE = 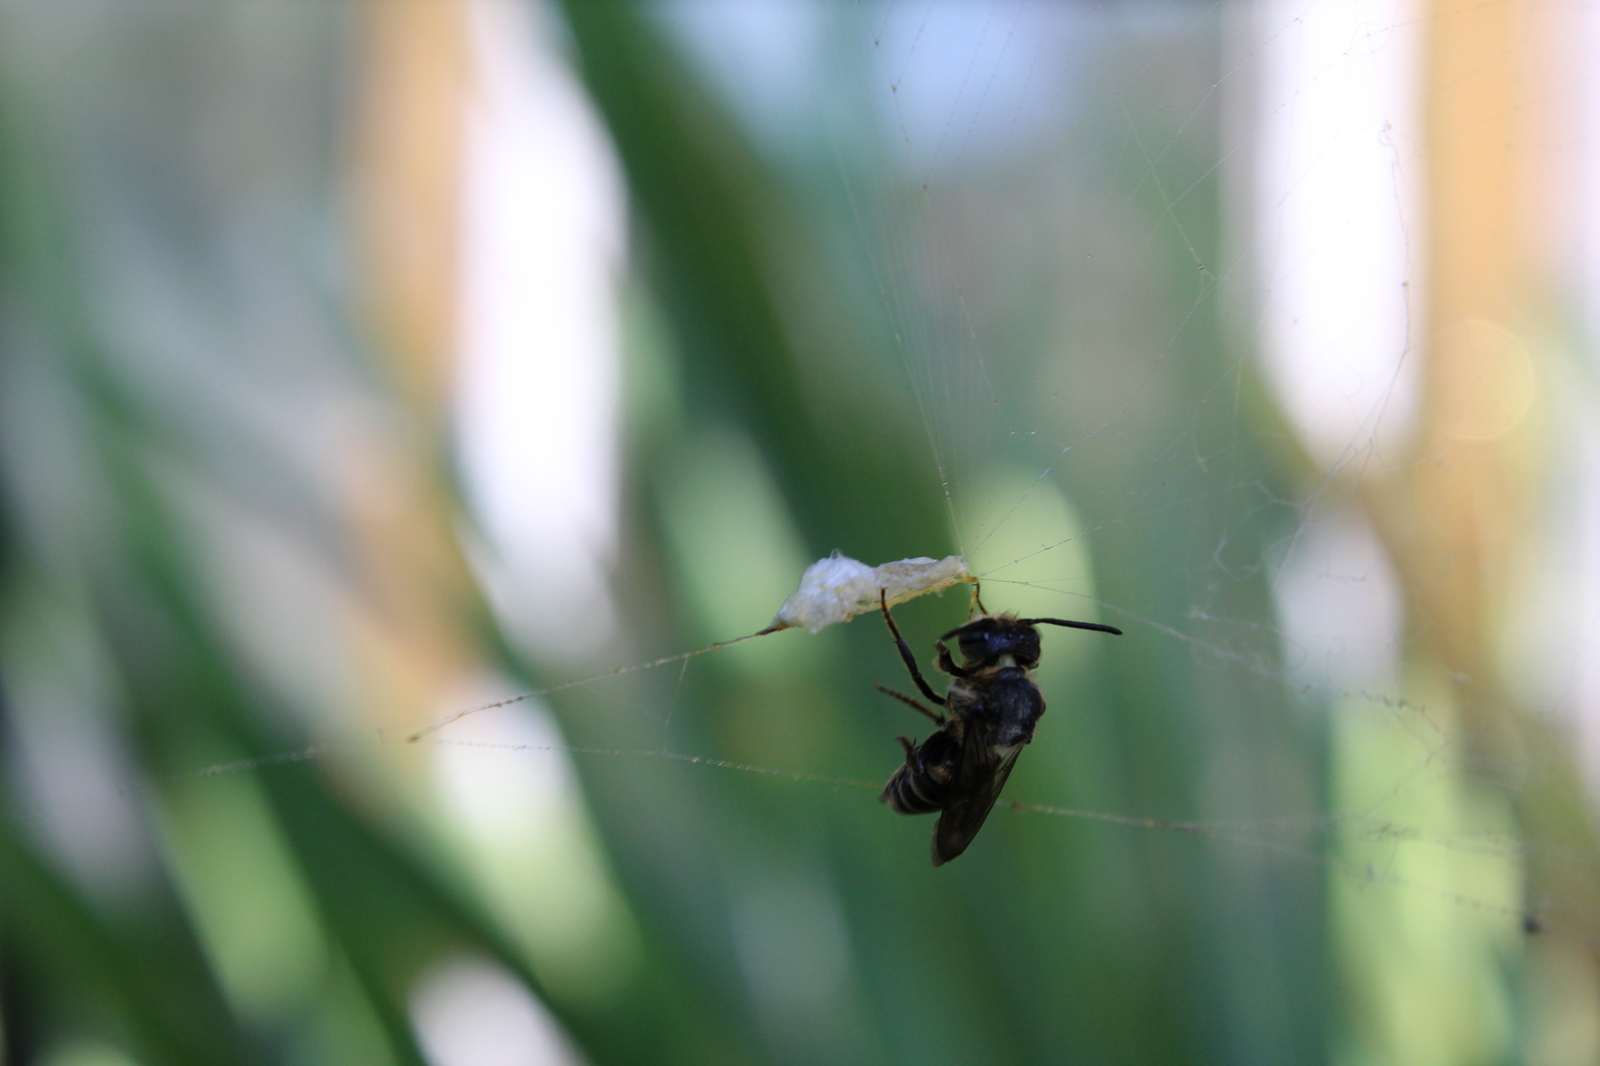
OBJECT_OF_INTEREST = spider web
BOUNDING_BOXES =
[182,0,1586,921]
[156,0,1600,1056]
[545,0,1566,935]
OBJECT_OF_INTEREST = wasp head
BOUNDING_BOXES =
[941,615,1042,671]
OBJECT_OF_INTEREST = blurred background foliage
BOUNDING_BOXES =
[1,2,1599,1065]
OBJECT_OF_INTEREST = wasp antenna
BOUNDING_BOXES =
[1021,618,1123,636]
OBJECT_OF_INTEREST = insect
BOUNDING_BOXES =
[876,590,1122,865]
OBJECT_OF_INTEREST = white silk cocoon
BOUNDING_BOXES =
[770,553,973,633]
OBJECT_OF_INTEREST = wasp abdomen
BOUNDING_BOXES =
[881,728,961,814]
[882,763,952,814]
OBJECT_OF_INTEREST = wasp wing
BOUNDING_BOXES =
[930,742,1022,866]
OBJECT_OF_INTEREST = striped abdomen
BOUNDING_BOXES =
[882,727,962,814]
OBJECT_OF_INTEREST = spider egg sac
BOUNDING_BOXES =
[770,553,973,633]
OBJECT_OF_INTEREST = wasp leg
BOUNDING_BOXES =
[875,684,945,723]
[969,580,988,617]
[934,640,972,679]
[880,591,946,706]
